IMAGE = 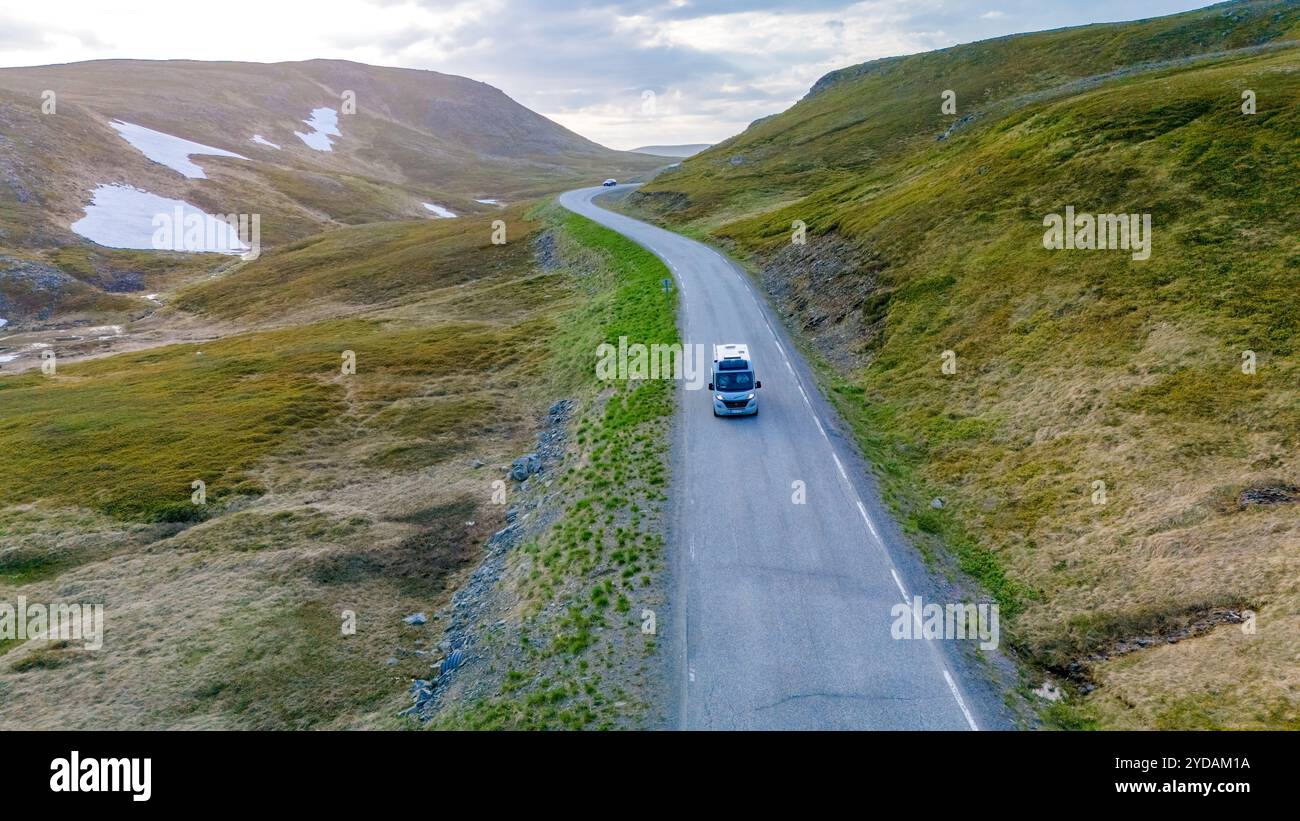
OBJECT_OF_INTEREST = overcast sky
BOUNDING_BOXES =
[1,0,1216,150]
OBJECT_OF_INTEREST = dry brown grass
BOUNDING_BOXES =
[0,398,531,730]
[627,34,1300,727]
[0,214,576,728]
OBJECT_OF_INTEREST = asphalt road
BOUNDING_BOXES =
[559,185,996,730]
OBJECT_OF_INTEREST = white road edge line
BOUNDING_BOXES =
[856,500,882,541]
[890,568,909,602]
[832,452,849,482]
[944,670,980,731]
[574,187,981,732]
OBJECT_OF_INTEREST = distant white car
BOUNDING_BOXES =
[602,178,618,186]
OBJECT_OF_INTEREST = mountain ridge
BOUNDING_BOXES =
[0,57,662,328]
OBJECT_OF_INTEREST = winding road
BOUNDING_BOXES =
[560,185,1002,730]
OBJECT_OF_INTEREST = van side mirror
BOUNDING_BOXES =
[756,381,762,389]
[707,383,713,391]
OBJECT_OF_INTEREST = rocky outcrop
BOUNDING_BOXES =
[401,399,575,720]
[0,255,78,323]
[758,233,889,374]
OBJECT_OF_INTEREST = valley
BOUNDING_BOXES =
[1,0,1295,733]
[620,0,1300,729]
[0,60,672,728]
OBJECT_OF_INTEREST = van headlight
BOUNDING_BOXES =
[746,393,755,400]
[715,394,724,402]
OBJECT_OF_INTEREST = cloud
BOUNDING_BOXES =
[0,16,47,50]
[0,0,1221,149]
[356,0,1214,147]
[0,12,109,53]
[365,0,940,146]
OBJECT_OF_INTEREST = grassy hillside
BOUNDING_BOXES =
[0,58,661,209]
[0,205,676,729]
[627,1,1300,728]
[174,215,537,322]
[637,0,1299,231]
[0,59,662,328]
[431,209,678,729]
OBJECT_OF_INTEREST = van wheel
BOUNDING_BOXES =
[712,409,719,417]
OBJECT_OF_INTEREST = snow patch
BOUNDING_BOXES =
[294,108,341,152]
[1033,679,1063,702]
[250,134,281,150]
[0,318,7,329]
[475,198,503,205]
[423,203,457,219]
[110,120,249,179]
[0,342,52,364]
[71,184,249,255]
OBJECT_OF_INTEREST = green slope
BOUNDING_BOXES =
[638,0,1299,229]
[630,0,1300,729]
[0,204,677,730]
[0,59,664,327]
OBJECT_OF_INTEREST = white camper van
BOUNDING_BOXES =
[709,343,761,416]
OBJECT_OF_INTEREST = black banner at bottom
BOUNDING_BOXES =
[3,730,1287,807]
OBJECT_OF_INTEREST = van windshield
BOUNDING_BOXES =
[715,370,754,392]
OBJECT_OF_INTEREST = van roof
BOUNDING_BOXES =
[713,343,749,362]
